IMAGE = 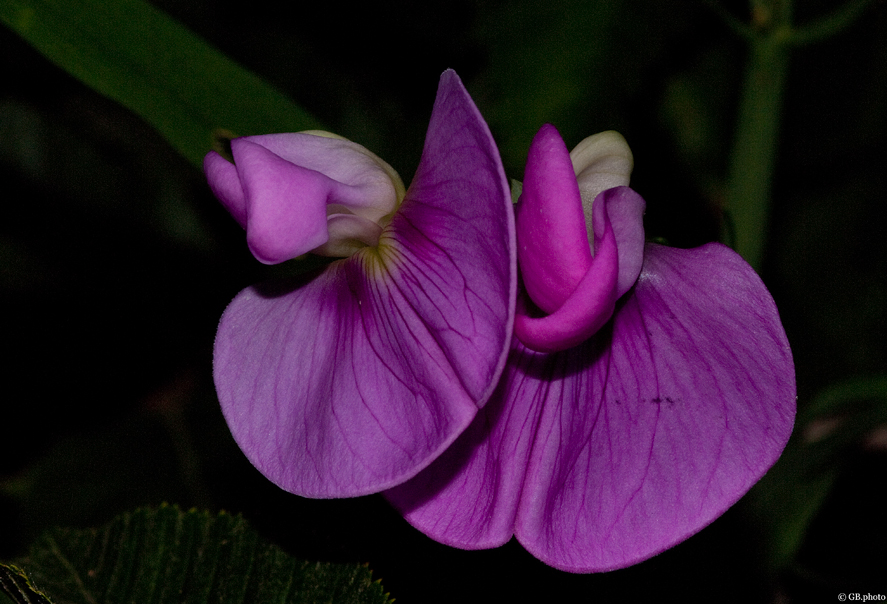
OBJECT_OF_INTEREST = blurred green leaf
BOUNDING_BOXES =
[803,375,887,420]
[0,405,209,548]
[0,0,323,169]
[749,375,887,570]
[475,0,623,173]
[1,505,392,604]
[0,566,53,604]
[748,433,842,571]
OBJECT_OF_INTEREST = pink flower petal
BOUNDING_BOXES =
[212,70,516,497]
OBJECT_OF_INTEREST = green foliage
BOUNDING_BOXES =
[805,375,887,420]
[0,566,52,604]
[750,375,887,569]
[476,0,625,174]
[0,505,392,604]
[0,0,323,169]
[3,408,205,547]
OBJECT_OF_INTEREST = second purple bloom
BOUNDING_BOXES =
[386,124,796,572]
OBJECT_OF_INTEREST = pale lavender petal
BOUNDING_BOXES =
[204,150,247,227]
[236,132,404,224]
[214,70,515,497]
[232,138,332,263]
[205,133,404,263]
[514,243,795,572]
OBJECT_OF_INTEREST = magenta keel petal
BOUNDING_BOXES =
[514,186,621,353]
[512,126,646,354]
[516,124,592,313]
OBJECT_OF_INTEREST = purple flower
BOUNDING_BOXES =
[386,124,796,572]
[204,70,516,498]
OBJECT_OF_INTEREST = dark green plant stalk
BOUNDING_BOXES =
[725,29,788,270]
[722,0,875,270]
[724,0,791,271]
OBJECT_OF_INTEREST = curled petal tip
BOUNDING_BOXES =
[516,125,593,313]
[515,193,619,352]
[207,132,405,263]
[514,126,637,353]
[204,151,247,228]
[570,130,634,228]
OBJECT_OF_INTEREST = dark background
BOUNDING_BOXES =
[2,0,885,601]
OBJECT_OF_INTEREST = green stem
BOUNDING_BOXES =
[722,0,873,269]
[724,5,790,270]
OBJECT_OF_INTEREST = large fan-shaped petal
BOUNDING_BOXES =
[389,242,794,572]
[214,70,516,498]
[515,243,795,571]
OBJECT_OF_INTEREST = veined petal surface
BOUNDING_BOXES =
[214,70,516,498]
[389,242,794,572]
[516,243,795,571]
[384,343,540,549]
[386,186,642,545]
